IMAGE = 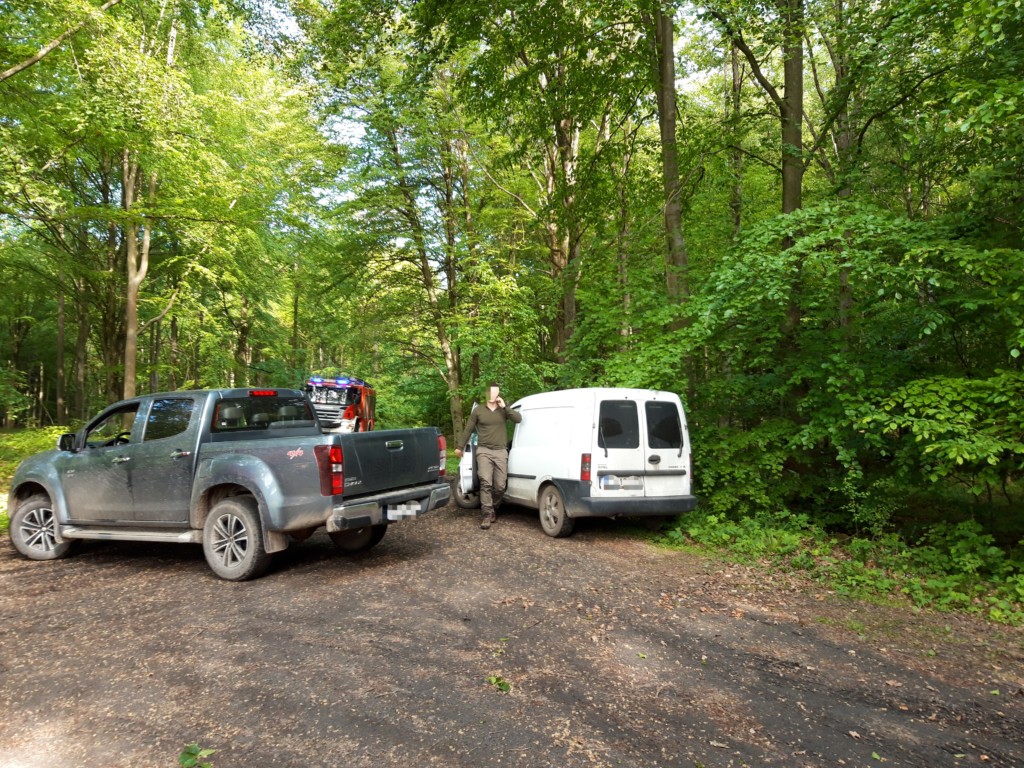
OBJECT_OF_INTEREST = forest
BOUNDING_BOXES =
[1,0,1022,617]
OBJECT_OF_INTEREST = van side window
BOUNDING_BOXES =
[645,401,682,448]
[598,401,639,449]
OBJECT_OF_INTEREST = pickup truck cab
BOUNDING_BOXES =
[456,387,697,536]
[7,388,450,580]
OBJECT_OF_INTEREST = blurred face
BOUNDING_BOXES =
[488,386,500,403]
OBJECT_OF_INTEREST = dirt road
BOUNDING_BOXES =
[1,495,1022,767]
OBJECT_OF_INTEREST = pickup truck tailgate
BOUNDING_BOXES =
[341,428,441,495]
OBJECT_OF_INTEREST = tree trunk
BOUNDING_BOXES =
[648,3,690,302]
[169,315,179,390]
[729,43,744,237]
[100,151,125,403]
[383,125,465,438]
[148,321,161,393]
[56,270,67,423]
[74,289,89,419]
[780,0,805,216]
[122,150,157,400]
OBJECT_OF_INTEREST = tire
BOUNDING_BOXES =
[538,484,574,538]
[202,496,273,581]
[453,476,481,509]
[9,495,76,561]
[329,524,387,554]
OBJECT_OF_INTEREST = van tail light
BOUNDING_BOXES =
[315,444,344,496]
[438,434,447,477]
[580,453,592,482]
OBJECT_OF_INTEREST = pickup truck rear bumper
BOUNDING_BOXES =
[326,482,451,532]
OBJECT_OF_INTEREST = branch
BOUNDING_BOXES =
[0,0,124,83]
[856,66,955,150]
[480,163,539,221]
[708,10,783,112]
[139,286,180,334]
[729,144,783,175]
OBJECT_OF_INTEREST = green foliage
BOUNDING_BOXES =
[486,674,512,693]
[673,510,811,559]
[0,368,31,424]
[178,743,217,768]
[683,201,1024,530]
[0,427,69,488]
[666,512,1024,625]
[3,0,1023,627]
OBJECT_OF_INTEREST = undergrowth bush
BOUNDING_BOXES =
[663,509,1024,626]
[0,427,70,527]
[0,427,69,488]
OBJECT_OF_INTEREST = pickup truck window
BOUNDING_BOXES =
[144,397,196,442]
[211,396,315,433]
[86,404,140,448]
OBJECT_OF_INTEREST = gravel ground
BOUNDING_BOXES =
[1,492,1022,768]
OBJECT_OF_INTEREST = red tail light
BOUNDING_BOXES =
[315,444,344,496]
[580,453,591,482]
[249,389,278,397]
[438,434,447,477]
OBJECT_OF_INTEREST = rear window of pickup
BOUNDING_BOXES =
[211,396,317,434]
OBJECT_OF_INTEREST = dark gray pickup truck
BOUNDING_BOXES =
[6,388,450,580]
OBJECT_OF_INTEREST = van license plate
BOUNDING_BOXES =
[387,502,422,520]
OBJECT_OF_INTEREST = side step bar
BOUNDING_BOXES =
[61,526,201,544]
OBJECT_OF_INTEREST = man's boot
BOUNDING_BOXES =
[480,511,496,529]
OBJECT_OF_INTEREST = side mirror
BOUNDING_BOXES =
[58,433,76,452]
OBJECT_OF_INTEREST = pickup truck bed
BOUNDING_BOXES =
[7,388,450,580]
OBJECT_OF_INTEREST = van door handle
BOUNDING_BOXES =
[386,440,404,450]
[171,449,192,459]
[648,455,661,465]
[112,456,131,464]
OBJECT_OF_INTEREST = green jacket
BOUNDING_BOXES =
[459,403,522,450]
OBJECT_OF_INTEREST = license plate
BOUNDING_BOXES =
[387,501,422,520]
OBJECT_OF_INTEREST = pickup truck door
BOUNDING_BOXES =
[130,396,200,524]
[61,402,144,523]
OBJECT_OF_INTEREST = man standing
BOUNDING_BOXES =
[455,382,522,529]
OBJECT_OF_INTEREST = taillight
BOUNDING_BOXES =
[580,453,591,482]
[315,444,344,496]
[249,389,278,397]
[438,434,447,477]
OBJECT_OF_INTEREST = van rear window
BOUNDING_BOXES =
[645,401,682,448]
[598,401,639,449]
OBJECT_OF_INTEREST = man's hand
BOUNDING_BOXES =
[454,448,463,457]
[495,397,505,408]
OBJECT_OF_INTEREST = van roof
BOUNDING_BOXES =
[511,387,682,409]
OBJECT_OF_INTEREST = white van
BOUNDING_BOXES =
[455,388,697,536]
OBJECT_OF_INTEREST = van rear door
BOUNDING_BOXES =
[642,399,690,498]
[594,399,646,499]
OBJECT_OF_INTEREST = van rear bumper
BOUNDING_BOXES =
[558,481,698,518]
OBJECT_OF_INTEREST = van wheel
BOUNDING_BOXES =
[454,477,481,509]
[330,524,387,553]
[538,485,574,538]
[203,497,273,581]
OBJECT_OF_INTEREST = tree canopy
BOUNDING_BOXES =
[2,0,1022,550]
